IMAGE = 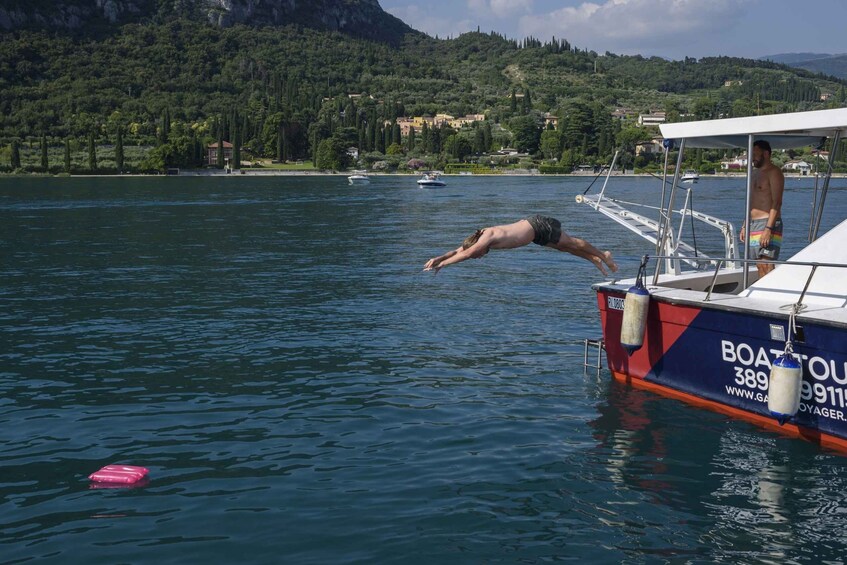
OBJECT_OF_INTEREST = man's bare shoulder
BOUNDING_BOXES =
[768,164,785,184]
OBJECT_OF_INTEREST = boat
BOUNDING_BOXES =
[578,108,847,451]
[348,170,370,185]
[681,169,699,182]
[417,172,446,187]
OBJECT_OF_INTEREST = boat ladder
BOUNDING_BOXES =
[582,338,606,375]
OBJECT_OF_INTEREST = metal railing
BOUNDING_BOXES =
[635,254,847,305]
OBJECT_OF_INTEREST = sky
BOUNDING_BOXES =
[381,0,847,60]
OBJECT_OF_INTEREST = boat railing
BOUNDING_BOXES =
[641,254,847,306]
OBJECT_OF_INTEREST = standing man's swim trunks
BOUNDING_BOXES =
[748,217,783,259]
[525,215,562,246]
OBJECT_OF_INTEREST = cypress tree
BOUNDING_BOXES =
[217,125,224,168]
[64,138,71,173]
[10,139,21,169]
[40,135,48,170]
[115,127,124,173]
[232,124,241,170]
[88,132,97,171]
[392,123,401,146]
[408,126,416,151]
[510,89,517,113]
[421,122,430,153]
[483,121,492,152]
[160,108,171,145]
[277,123,284,162]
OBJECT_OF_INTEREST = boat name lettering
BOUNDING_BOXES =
[720,340,847,385]
[607,296,625,311]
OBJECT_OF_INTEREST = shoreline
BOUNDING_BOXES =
[3,171,846,179]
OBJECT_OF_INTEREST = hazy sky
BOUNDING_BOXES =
[382,0,847,60]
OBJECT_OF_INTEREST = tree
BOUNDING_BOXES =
[444,135,472,161]
[392,123,401,146]
[420,122,430,153]
[510,89,517,113]
[560,148,578,171]
[87,133,97,171]
[217,125,224,168]
[159,108,171,146]
[232,124,241,169]
[64,138,71,173]
[10,140,20,169]
[473,126,486,154]
[40,135,48,170]
[616,126,650,154]
[315,138,343,170]
[115,127,124,172]
[509,115,541,154]
[407,126,416,151]
[540,129,562,160]
[522,89,532,114]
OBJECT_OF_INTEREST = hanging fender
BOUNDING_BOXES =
[620,255,650,356]
[768,353,803,426]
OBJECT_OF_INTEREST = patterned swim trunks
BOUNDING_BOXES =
[748,217,783,259]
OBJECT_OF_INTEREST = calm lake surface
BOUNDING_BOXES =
[2,174,847,563]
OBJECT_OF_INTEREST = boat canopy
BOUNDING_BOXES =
[660,108,847,149]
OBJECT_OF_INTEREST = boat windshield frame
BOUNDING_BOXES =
[657,108,847,289]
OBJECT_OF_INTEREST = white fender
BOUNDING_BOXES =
[620,285,649,356]
[768,353,802,425]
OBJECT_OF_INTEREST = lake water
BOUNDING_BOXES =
[2,174,847,563]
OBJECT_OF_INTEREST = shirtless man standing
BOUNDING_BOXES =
[740,140,785,277]
[423,215,618,275]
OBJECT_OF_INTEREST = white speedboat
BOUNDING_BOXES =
[417,172,446,187]
[681,169,699,182]
[578,108,847,451]
[348,171,370,185]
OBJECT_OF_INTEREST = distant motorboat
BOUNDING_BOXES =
[348,170,370,184]
[417,172,446,187]
[681,169,700,182]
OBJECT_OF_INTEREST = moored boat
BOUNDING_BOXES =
[417,171,446,187]
[681,169,699,182]
[348,170,370,184]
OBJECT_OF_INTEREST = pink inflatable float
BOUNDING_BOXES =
[88,465,149,485]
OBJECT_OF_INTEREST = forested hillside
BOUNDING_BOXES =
[1,4,846,174]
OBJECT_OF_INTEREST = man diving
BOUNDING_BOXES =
[423,215,618,275]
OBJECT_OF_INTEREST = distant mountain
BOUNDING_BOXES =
[0,0,417,45]
[761,52,847,80]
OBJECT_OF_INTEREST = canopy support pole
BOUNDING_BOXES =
[811,130,841,241]
[653,138,685,284]
[742,135,754,290]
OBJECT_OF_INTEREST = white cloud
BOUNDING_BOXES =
[491,0,534,18]
[518,0,745,55]
[467,0,534,19]
[386,5,476,38]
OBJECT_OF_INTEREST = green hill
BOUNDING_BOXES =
[1,6,846,173]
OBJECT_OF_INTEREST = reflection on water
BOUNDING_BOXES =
[589,380,847,562]
[1,176,846,563]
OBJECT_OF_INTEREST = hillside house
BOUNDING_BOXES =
[783,159,812,174]
[635,137,664,155]
[721,154,748,170]
[207,141,233,166]
[637,112,666,127]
